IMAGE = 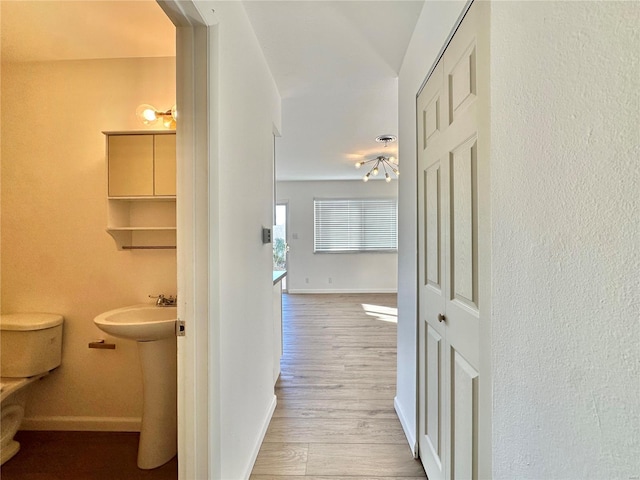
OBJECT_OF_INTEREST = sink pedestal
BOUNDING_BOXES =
[137,337,177,469]
[93,304,178,469]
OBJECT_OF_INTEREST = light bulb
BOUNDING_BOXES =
[355,162,362,169]
[389,156,397,164]
[136,104,159,125]
[363,173,370,182]
[372,167,379,176]
[385,173,391,183]
[143,109,157,122]
[393,168,399,176]
[163,114,176,129]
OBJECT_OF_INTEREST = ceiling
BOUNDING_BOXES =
[0,0,424,181]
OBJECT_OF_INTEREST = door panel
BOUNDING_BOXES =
[451,349,479,480]
[417,2,489,479]
[425,163,441,288]
[425,325,443,467]
[448,42,477,124]
[154,134,177,196]
[108,134,154,197]
[423,93,441,147]
[450,136,478,309]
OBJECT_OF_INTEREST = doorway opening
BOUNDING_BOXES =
[274,203,289,292]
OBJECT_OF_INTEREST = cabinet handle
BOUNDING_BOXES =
[438,313,446,323]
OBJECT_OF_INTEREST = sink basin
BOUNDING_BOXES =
[93,303,178,469]
[94,304,176,341]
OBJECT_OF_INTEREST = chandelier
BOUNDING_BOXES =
[355,135,399,183]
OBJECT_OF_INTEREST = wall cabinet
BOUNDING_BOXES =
[103,131,176,250]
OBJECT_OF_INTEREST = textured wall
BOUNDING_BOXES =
[490,2,640,477]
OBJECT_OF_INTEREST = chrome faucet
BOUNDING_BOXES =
[149,294,177,307]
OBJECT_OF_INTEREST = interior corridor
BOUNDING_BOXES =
[251,293,425,478]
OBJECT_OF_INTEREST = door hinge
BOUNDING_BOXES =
[176,319,185,337]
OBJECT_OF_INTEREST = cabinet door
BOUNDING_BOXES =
[154,134,176,196]
[108,135,154,196]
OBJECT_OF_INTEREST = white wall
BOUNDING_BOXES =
[277,180,398,293]
[395,0,467,451]
[490,2,640,477]
[1,57,176,430]
[206,2,282,478]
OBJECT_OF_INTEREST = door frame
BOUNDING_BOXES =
[157,2,216,479]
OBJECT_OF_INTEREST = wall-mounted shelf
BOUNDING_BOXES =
[103,131,176,250]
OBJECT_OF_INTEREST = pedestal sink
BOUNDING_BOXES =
[94,304,177,469]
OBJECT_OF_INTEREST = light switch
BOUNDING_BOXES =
[262,227,272,244]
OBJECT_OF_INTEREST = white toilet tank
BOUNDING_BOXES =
[0,313,63,378]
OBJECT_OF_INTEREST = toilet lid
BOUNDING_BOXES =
[0,313,64,331]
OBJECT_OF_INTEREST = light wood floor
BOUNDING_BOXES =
[251,293,426,479]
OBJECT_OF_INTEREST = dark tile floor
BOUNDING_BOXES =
[0,431,177,480]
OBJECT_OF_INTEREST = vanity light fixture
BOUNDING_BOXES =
[355,135,399,182]
[135,104,177,129]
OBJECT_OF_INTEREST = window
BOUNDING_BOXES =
[314,199,398,253]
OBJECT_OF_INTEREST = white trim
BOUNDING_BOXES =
[416,0,475,97]
[156,2,213,480]
[287,288,398,294]
[394,396,418,458]
[241,395,278,480]
[21,416,141,432]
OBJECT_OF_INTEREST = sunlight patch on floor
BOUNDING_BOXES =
[360,303,398,323]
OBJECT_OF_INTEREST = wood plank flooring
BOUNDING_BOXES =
[251,293,425,479]
[0,431,177,480]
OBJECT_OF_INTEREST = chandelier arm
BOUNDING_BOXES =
[381,158,399,176]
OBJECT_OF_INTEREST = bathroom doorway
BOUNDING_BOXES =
[0,1,183,477]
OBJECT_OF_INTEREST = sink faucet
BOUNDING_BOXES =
[148,294,177,307]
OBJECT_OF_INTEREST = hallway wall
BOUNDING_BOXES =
[490,2,640,477]
[206,2,283,477]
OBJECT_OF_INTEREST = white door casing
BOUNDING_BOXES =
[156,1,216,479]
[417,2,491,479]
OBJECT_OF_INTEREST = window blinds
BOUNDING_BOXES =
[314,199,398,252]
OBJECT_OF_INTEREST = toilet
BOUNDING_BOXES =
[0,313,64,465]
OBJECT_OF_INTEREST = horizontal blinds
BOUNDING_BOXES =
[314,199,398,252]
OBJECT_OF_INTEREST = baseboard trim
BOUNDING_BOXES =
[287,288,398,294]
[21,416,141,432]
[242,393,277,480]
[394,396,418,458]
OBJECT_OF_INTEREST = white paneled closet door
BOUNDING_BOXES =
[417,2,491,479]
